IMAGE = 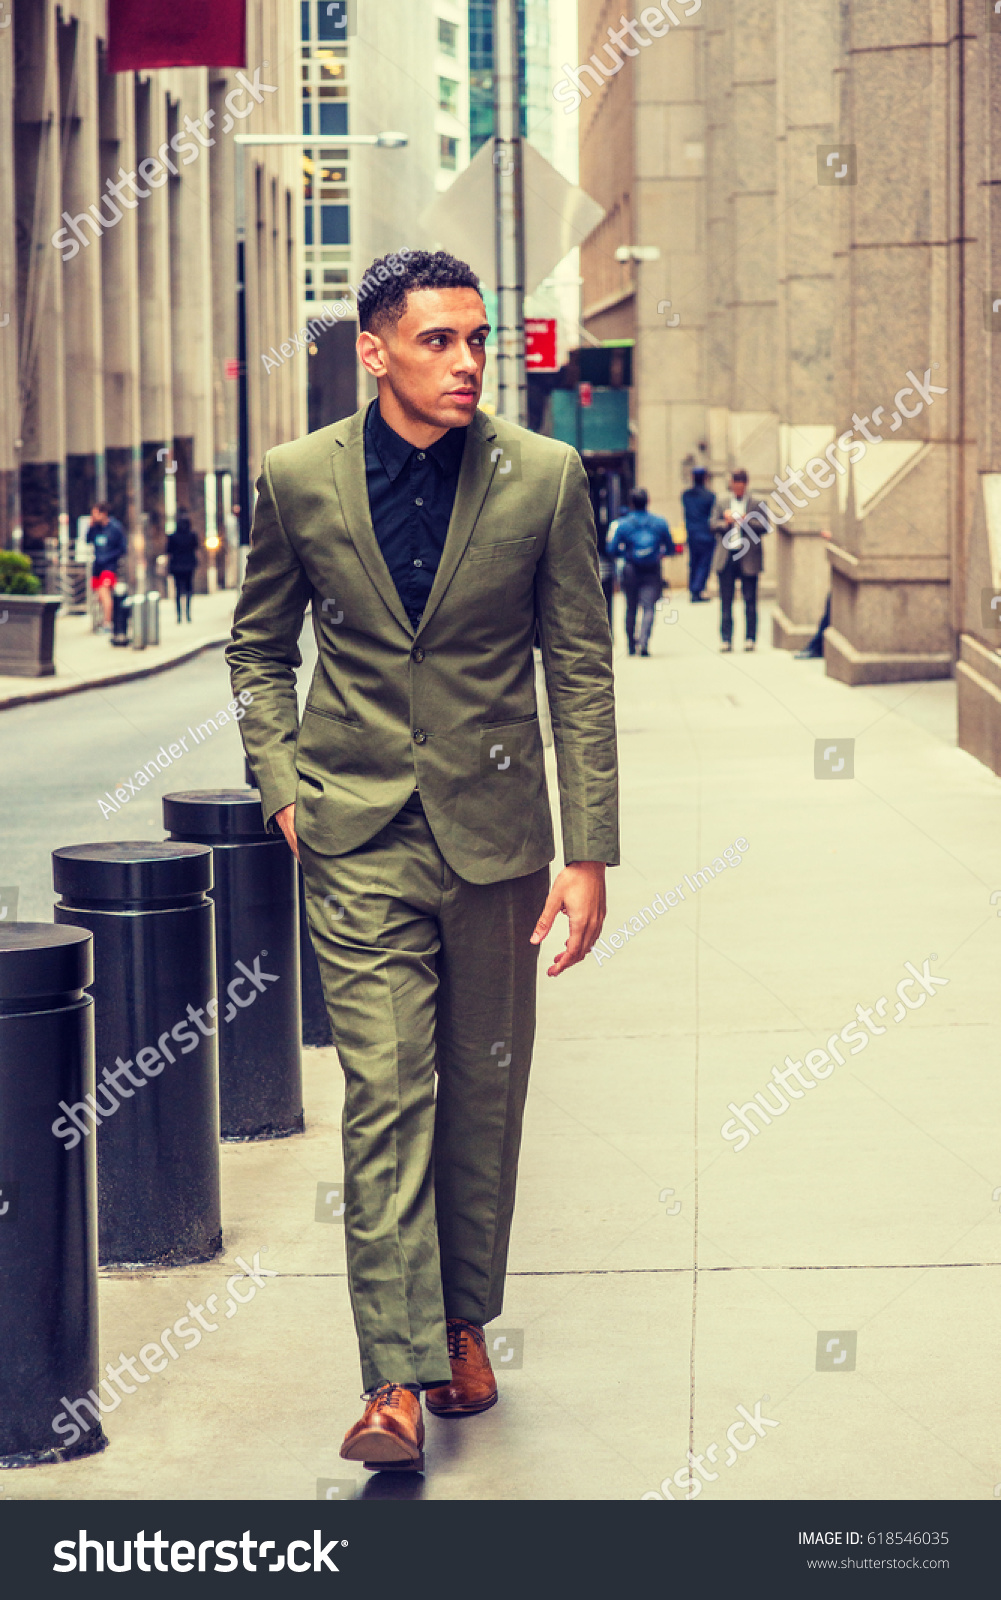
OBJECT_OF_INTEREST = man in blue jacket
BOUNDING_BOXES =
[681,468,716,602]
[610,488,673,656]
[86,503,128,631]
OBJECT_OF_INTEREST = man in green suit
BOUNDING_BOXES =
[227,250,618,1473]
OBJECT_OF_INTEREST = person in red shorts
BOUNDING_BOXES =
[86,503,127,631]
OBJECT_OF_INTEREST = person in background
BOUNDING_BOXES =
[86,502,127,632]
[712,469,768,653]
[794,529,833,659]
[610,487,673,657]
[167,508,200,623]
[681,467,716,602]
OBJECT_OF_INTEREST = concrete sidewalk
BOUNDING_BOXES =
[0,590,237,713]
[3,591,999,1502]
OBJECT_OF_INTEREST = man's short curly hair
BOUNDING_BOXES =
[357,249,483,334]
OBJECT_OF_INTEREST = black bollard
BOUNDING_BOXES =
[52,843,221,1269]
[0,924,108,1466]
[298,867,333,1048]
[163,791,304,1141]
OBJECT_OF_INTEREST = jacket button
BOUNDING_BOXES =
[412,646,425,663]
[413,728,427,744]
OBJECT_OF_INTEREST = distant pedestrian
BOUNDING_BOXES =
[167,509,199,623]
[712,469,768,653]
[86,503,127,631]
[610,488,673,657]
[795,529,833,659]
[682,467,716,602]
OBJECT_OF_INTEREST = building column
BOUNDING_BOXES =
[98,60,143,544]
[58,5,106,542]
[0,1,20,546]
[825,2,955,685]
[956,8,1001,770]
[723,0,781,563]
[169,71,214,590]
[15,0,67,551]
[633,4,709,530]
[135,74,173,590]
[770,0,838,650]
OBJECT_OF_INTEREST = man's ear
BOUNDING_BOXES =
[357,330,388,379]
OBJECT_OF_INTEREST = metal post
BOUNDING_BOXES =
[163,792,304,1141]
[52,843,221,1269]
[0,925,107,1467]
[235,141,251,551]
[493,0,527,426]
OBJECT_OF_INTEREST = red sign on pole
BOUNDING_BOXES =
[224,359,241,381]
[578,382,593,408]
[525,317,558,372]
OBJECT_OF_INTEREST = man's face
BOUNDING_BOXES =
[730,477,748,498]
[359,287,489,431]
[91,506,107,525]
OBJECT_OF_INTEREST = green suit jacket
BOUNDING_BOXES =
[225,405,619,885]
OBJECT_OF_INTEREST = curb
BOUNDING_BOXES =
[0,634,231,714]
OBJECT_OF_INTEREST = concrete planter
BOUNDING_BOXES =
[0,594,62,677]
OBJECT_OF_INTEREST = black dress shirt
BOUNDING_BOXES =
[364,400,467,630]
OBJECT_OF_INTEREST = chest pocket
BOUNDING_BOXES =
[466,536,537,564]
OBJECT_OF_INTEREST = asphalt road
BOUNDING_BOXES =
[0,627,318,923]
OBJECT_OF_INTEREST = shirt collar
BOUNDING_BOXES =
[366,400,466,482]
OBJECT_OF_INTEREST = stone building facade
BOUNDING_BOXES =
[0,0,303,589]
[577,0,1001,775]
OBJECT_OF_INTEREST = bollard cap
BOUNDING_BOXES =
[52,842,213,903]
[163,790,269,842]
[0,923,93,1000]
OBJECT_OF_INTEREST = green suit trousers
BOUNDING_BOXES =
[300,792,548,1392]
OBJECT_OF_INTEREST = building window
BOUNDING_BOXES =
[438,18,458,56]
[438,75,459,115]
[321,204,350,245]
[304,206,314,246]
[301,0,311,41]
[319,102,348,136]
[319,1,348,41]
[439,135,458,170]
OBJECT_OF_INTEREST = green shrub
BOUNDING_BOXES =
[0,551,42,596]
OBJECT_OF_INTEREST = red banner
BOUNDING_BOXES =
[107,0,246,72]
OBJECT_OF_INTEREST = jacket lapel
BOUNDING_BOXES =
[329,408,413,635]
[416,409,499,638]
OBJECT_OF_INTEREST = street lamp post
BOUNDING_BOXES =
[492,0,526,427]
[232,132,407,552]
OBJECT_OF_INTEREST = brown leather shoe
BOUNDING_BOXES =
[339,1383,425,1471]
[425,1319,498,1418]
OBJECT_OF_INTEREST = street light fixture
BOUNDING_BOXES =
[232,132,408,550]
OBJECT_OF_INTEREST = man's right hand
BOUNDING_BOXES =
[274,802,300,863]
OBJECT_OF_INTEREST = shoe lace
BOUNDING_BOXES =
[365,1382,409,1410]
[447,1319,483,1362]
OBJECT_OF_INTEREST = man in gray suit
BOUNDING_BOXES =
[712,468,769,653]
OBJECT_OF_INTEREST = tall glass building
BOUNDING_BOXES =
[469,0,552,161]
[300,0,353,304]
